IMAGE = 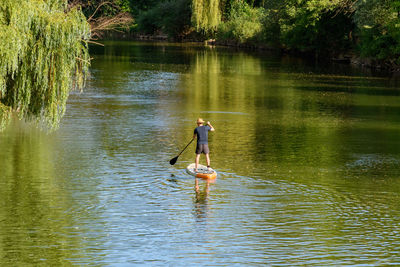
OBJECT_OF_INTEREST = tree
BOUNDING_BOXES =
[217,0,264,43]
[0,0,90,130]
[129,0,159,16]
[68,0,133,39]
[136,0,192,39]
[262,0,356,54]
[353,0,400,61]
[192,0,221,33]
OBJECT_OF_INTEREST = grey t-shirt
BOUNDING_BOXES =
[194,125,211,144]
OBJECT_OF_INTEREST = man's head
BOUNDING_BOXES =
[197,118,204,125]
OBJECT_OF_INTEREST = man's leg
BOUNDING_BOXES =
[195,154,201,171]
[205,153,211,170]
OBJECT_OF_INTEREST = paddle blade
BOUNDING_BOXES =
[169,156,178,165]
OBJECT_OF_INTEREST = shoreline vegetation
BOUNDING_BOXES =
[84,0,400,73]
[100,31,400,73]
[1,0,399,130]
[0,0,90,130]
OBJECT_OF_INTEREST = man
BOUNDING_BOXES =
[193,118,215,172]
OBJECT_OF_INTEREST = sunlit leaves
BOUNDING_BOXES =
[0,0,90,130]
[192,0,221,33]
[354,0,400,60]
[217,0,264,43]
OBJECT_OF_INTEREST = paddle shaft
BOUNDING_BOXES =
[177,138,194,157]
[169,138,194,165]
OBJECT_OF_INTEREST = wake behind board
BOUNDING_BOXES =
[186,163,217,180]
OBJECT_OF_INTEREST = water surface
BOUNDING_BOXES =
[1,41,400,265]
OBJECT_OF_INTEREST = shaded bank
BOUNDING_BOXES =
[96,32,400,73]
[73,0,399,72]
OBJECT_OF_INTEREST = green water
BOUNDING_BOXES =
[0,41,400,265]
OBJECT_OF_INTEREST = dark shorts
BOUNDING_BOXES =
[196,144,210,154]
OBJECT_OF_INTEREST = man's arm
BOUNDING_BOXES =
[207,121,215,131]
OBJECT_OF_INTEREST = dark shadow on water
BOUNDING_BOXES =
[167,173,193,183]
[295,84,400,97]
[167,174,178,183]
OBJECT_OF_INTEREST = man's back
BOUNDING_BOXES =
[194,125,211,144]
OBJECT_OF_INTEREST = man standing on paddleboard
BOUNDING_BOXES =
[193,118,215,172]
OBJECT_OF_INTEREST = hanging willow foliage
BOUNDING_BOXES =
[192,0,221,32]
[0,0,90,130]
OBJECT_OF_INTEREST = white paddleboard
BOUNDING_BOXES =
[186,163,217,179]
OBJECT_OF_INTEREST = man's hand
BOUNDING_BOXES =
[207,121,215,131]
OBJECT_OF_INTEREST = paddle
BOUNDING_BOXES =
[170,139,194,165]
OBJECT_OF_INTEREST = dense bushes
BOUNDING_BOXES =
[0,0,90,130]
[136,0,191,39]
[131,0,400,64]
[280,10,353,55]
[217,1,264,43]
[354,0,400,62]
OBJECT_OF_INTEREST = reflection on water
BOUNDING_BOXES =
[193,178,214,222]
[0,123,93,265]
[1,41,400,265]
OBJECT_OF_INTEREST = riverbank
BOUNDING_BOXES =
[99,32,399,73]
[209,39,400,73]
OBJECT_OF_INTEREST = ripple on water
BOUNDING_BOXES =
[3,42,400,265]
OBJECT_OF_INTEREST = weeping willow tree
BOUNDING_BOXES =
[192,0,221,33]
[0,0,90,130]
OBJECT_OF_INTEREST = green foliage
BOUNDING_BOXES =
[258,0,400,61]
[115,0,400,63]
[137,0,192,38]
[129,0,159,16]
[136,8,159,34]
[259,8,281,47]
[192,0,221,33]
[159,0,192,38]
[263,0,353,53]
[282,10,353,54]
[0,0,90,130]
[217,0,264,43]
[81,0,132,17]
[116,0,132,12]
[354,0,400,61]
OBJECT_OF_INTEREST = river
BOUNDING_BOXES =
[0,41,400,265]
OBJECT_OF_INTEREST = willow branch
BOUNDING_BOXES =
[86,40,105,46]
[90,12,133,38]
[88,1,112,22]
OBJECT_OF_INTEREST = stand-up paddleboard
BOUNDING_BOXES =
[186,163,217,179]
